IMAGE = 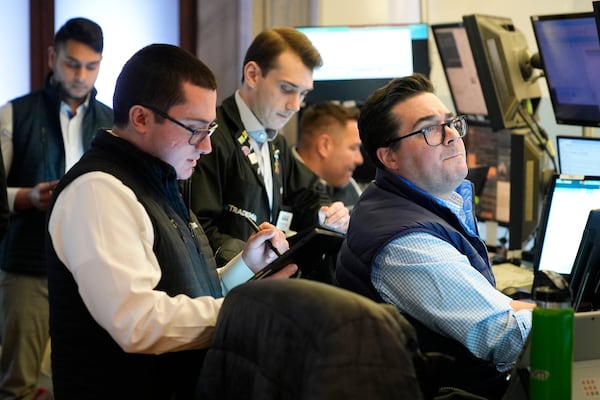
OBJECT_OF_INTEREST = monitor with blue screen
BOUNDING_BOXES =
[533,175,600,277]
[531,12,600,127]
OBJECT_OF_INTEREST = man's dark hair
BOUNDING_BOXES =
[113,44,217,127]
[54,17,104,54]
[358,73,434,170]
[241,27,323,82]
[297,102,359,147]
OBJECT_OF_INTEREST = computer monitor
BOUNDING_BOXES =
[463,124,502,222]
[556,135,600,175]
[595,1,600,41]
[531,12,600,127]
[462,14,542,131]
[570,209,600,311]
[505,131,547,250]
[431,22,489,125]
[296,24,430,103]
[533,175,600,280]
[464,125,547,251]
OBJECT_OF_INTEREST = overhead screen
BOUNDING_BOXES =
[296,24,430,103]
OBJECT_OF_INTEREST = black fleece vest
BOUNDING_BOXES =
[46,130,221,399]
[0,80,112,275]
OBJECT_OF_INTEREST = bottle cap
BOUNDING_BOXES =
[532,270,572,305]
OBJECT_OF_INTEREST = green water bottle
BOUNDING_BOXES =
[529,283,574,400]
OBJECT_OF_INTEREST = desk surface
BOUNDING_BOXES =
[504,311,600,400]
[492,263,534,291]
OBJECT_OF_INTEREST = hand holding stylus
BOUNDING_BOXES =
[241,217,296,277]
[243,216,282,257]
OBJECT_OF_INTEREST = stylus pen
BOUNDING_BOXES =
[242,216,282,257]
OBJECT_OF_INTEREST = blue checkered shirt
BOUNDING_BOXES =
[372,178,531,372]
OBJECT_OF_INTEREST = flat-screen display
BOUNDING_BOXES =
[296,24,430,103]
[556,135,600,175]
[534,175,600,277]
[531,12,600,127]
[432,22,489,125]
[464,126,547,251]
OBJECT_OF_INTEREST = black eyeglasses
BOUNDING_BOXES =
[140,104,218,145]
[384,115,467,147]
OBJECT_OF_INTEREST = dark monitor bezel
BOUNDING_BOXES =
[595,1,600,42]
[570,208,600,311]
[507,130,545,250]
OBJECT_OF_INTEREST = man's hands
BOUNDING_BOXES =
[15,180,59,212]
[319,201,349,232]
[242,222,298,278]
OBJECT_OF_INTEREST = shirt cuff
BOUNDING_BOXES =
[7,187,18,212]
[218,252,254,294]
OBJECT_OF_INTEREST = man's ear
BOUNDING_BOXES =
[129,105,149,133]
[316,133,332,158]
[47,46,56,70]
[243,61,261,88]
[376,146,399,170]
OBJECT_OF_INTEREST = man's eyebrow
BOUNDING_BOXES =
[63,56,101,65]
[279,80,299,89]
[279,80,313,93]
[413,113,454,128]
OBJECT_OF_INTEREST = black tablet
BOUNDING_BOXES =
[249,225,345,280]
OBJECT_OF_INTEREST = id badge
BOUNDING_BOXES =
[275,210,293,233]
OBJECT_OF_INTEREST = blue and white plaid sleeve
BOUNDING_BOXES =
[372,232,531,371]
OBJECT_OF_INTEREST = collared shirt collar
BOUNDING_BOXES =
[60,94,90,119]
[292,146,328,187]
[397,176,477,235]
[234,90,277,144]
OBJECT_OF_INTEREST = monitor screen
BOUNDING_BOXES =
[431,22,489,124]
[531,12,600,127]
[296,24,430,103]
[556,135,600,175]
[463,14,541,131]
[464,124,506,222]
[464,125,546,250]
[570,209,600,311]
[534,175,600,277]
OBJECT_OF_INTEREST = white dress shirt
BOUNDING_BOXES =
[48,171,254,354]
[0,99,89,211]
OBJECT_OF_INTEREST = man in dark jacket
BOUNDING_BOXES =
[295,102,364,208]
[336,74,534,400]
[0,18,113,399]
[188,27,350,266]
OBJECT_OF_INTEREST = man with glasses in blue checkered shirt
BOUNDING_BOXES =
[336,73,534,400]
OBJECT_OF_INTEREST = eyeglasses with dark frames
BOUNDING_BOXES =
[140,104,218,145]
[384,115,468,147]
